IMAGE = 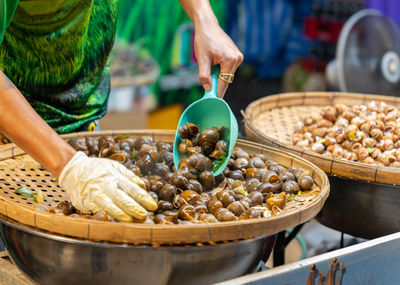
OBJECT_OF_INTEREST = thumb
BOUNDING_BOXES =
[198,57,212,91]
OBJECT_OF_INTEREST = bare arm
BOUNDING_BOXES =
[178,0,243,97]
[0,71,76,179]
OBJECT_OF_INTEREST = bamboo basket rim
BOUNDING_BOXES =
[0,130,329,244]
[244,91,400,185]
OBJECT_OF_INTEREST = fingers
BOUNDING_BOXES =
[118,175,158,212]
[111,160,146,188]
[92,192,133,223]
[103,186,148,220]
[111,161,158,211]
[217,51,244,98]
[198,57,212,91]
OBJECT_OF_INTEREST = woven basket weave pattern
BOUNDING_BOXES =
[244,92,400,185]
[0,130,329,244]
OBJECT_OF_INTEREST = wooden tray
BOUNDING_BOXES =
[244,92,400,185]
[0,130,329,244]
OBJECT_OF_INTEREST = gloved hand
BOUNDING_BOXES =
[58,151,157,222]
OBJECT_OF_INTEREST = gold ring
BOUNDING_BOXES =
[219,73,234,83]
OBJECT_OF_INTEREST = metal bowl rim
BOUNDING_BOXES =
[0,214,271,250]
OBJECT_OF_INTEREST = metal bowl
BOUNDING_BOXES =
[316,176,400,239]
[0,215,275,285]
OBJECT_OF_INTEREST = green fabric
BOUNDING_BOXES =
[116,0,226,107]
[0,0,18,45]
[0,0,118,133]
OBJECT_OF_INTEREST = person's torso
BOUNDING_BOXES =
[0,0,118,133]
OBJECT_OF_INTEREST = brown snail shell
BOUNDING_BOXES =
[207,198,223,214]
[159,184,177,202]
[168,173,189,190]
[233,158,249,170]
[232,147,250,160]
[187,146,203,156]
[281,181,300,194]
[187,153,212,171]
[56,201,75,215]
[218,191,235,208]
[157,200,173,212]
[198,128,220,147]
[199,213,218,223]
[266,192,286,210]
[227,201,246,216]
[178,123,200,139]
[262,171,281,184]
[297,175,313,191]
[134,136,154,150]
[248,191,264,206]
[321,106,337,122]
[280,172,295,183]
[245,178,261,193]
[230,170,244,180]
[370,128,383,141]
[149,191,158,201]
[248,157,265,168]
[257,183,275,196]
[180,190,201,205]
[199,171,215,190]
[178,204,197,221]
[187,179,203,194]
[109,151,127,163]
[155,141,172,152]
[239,208,261,220]
[214,208,237,222]
[209,140,228,159]
[178,139,193,154]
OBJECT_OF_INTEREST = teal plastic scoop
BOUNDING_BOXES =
[173,75,238,176]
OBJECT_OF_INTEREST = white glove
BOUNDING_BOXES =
[59,151,157,222]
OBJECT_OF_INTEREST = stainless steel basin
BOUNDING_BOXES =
[316,176,400,239]
[0,215,275,285]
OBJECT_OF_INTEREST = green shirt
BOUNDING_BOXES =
[0,0,118,133]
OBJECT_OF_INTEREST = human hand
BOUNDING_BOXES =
[59,152,157,222]
[194,21,243,98]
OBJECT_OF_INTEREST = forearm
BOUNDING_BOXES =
[0,71,76,179]
[178,0,218,27]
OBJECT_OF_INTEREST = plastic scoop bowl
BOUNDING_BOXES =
[173,75,238,176]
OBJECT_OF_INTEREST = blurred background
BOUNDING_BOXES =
[103,0,398,138]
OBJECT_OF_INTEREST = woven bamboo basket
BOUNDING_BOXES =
[0,130,329,244]
[244,92,400,185]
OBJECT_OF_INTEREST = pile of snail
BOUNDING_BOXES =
[292,101,400,166]
[59,125,316,224]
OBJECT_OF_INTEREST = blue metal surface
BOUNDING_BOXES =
[218,232,400,285]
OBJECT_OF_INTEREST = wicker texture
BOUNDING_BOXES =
[0,130,329,244]
[244,92,400,185]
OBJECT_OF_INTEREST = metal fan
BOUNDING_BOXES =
[326,9,400,96]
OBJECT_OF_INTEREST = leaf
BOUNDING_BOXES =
[286,193,294,202]
[235,188,248,197]
[131,149,136,159]
[15,186,46,203]
[367,147,374,154]
[348,132,356,140]
[15,186,34,199]
[212,155,227,173]
[34,190,46,203]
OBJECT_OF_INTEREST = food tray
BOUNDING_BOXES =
[244,92,400,185]
[0,130,329,244]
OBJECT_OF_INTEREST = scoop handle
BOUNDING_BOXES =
[203,75,219,99]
